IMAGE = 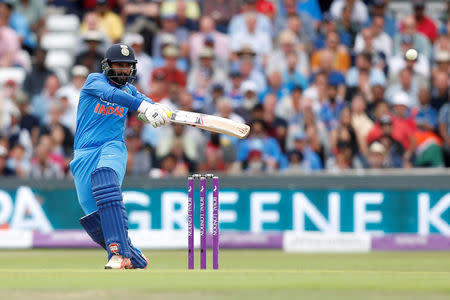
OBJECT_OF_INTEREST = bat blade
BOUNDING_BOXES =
[166,110,250,139]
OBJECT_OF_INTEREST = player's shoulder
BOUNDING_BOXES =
[86,72,107,82]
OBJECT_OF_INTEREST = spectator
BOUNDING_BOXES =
[0,20,21,67]
[346,52,386,101]
[314,12,352,49]
[394,16,432,60]
[351,94,374,155]
[336,0,360,44]
[366,141,386,168]
[160,0,200,31]
[15,0,46,35]
[286,130,322,171]
[230,12,272,66]
[29,134,64,179]
[432,50,450,76]
[319,77,346,132]
[303,71,329,114]
[311,30,351,74]
[0,144,14,175]
[431,71,449,111]
[14,91,40,146]
[152,14,189,58]
[120,0,158,28]
[197,133,227,173]
[373,116,407,168]
[388,36,430,80]
[275,0,317,44]
[125,129,152,176]
[365,0,397,38]
[354,16,393,58]
[238,50,267,93]
[438,94,450,166]
[152,45,186,93]
[285,14,313,53]
[187,47,228,98]
[57,65,89,133]
[30,74,60,125]
[266,29,309,78]
[228,0,272,36]
[147,68,169,103]
[330,0,368,25]
[189,16,230,62]
[85,0,123,43]
[411,0,438,43]
[123,33,152,94]
[22,48,54,98]
[276,85,303,123]
[75,30,104,73]
[260,70,289,102]
[202,0,240,33]
[385,68,419,108]
[5,141,30,177]
[0,0,36,51]
[237,119,286,172]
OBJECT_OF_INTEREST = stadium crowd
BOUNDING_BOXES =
[0,0,449,178]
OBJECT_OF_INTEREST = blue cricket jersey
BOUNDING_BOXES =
[74,73,151,149]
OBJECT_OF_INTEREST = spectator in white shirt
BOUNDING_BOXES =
[330,0,368,25]
[354,15,393,58]
[123,33,153,94]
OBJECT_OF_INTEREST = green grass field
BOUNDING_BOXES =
[0,249,449,300]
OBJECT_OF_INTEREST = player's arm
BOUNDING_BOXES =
[83,74,167,127]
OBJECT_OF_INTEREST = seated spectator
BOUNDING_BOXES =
[286,130,322,171]
[351,94,374,155]
[187,47,228,99]
[0,20,21,68]
[0,144,14,175]
[373,117,408,168]
[5,141,30,177]
[79,11,111,48]
[123,33,153,95]
[197,133,227,173]
[413,87,438,132]
[57,65,89,134]
[314,12,351,49]
[227,69,244,108]
[326,125,364,171]
[438,96,450,166]
[75,31,104,73]
[22,48,54,99]
[152,46,186,91]
[319,76,346,132]
[121,0,159,28]
[303,71,329,114]
[433,21,449,56]
[346,52,386,93]
[410,0,438,43]
[203,0,240,32]
[152,33,188,71]
[276,85,304,124]
[30,74,60,125]
[354,16,393,58]
[282,52,308,92]
[234,80,259,121]
[284,14,313,53]
[230,12,272,66]
[15,0,46,35]
[237,51,267,93]
[237,119,286,173]
[14,91,40,146]
[330,0,368,26]
[393,16,431,60]
[228,0,272,36]
[388,35,430,80]
[366,141,387,168]
[365,0,397,38]
[432,50,450,76]
[431,71,449,111]
[83,0,123,43]
[311,31,351,74]
[29,134,64,179]
[266,29,309,78]
[260,70,289,102]
[385,68,419,108]
[160,0,200,31]
[336,1,360,44]
[413,117,444,168]
[0,0,36,51]
[189,16,230,61]
[152,14,189,58]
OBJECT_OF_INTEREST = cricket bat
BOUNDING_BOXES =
[165,110,250,139]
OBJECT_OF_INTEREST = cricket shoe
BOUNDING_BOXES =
[130,254,149,270]
[104,254,134,269]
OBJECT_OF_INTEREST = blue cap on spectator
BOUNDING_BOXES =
[162,13,177,20]
[230,67,241,77]
[323,12,335,22]
[373,0,386,6]
[293,131,306,141]
[212,83,224,91]
[328,73,343,87]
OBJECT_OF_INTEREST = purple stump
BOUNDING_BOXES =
[187,176,194,270]
[212,176,219,270]
[200,176,207,269]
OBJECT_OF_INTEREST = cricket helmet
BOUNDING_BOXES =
[102,43,137,86]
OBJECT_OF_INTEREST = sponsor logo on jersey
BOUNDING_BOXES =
[94,103,124,117]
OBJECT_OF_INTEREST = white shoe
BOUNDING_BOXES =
[104,254,133,269]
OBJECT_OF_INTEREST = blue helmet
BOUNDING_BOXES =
[101,43,137,86]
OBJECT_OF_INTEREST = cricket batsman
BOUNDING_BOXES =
[70,43,167,269]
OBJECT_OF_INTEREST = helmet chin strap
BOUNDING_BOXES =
[103,63,136,87]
